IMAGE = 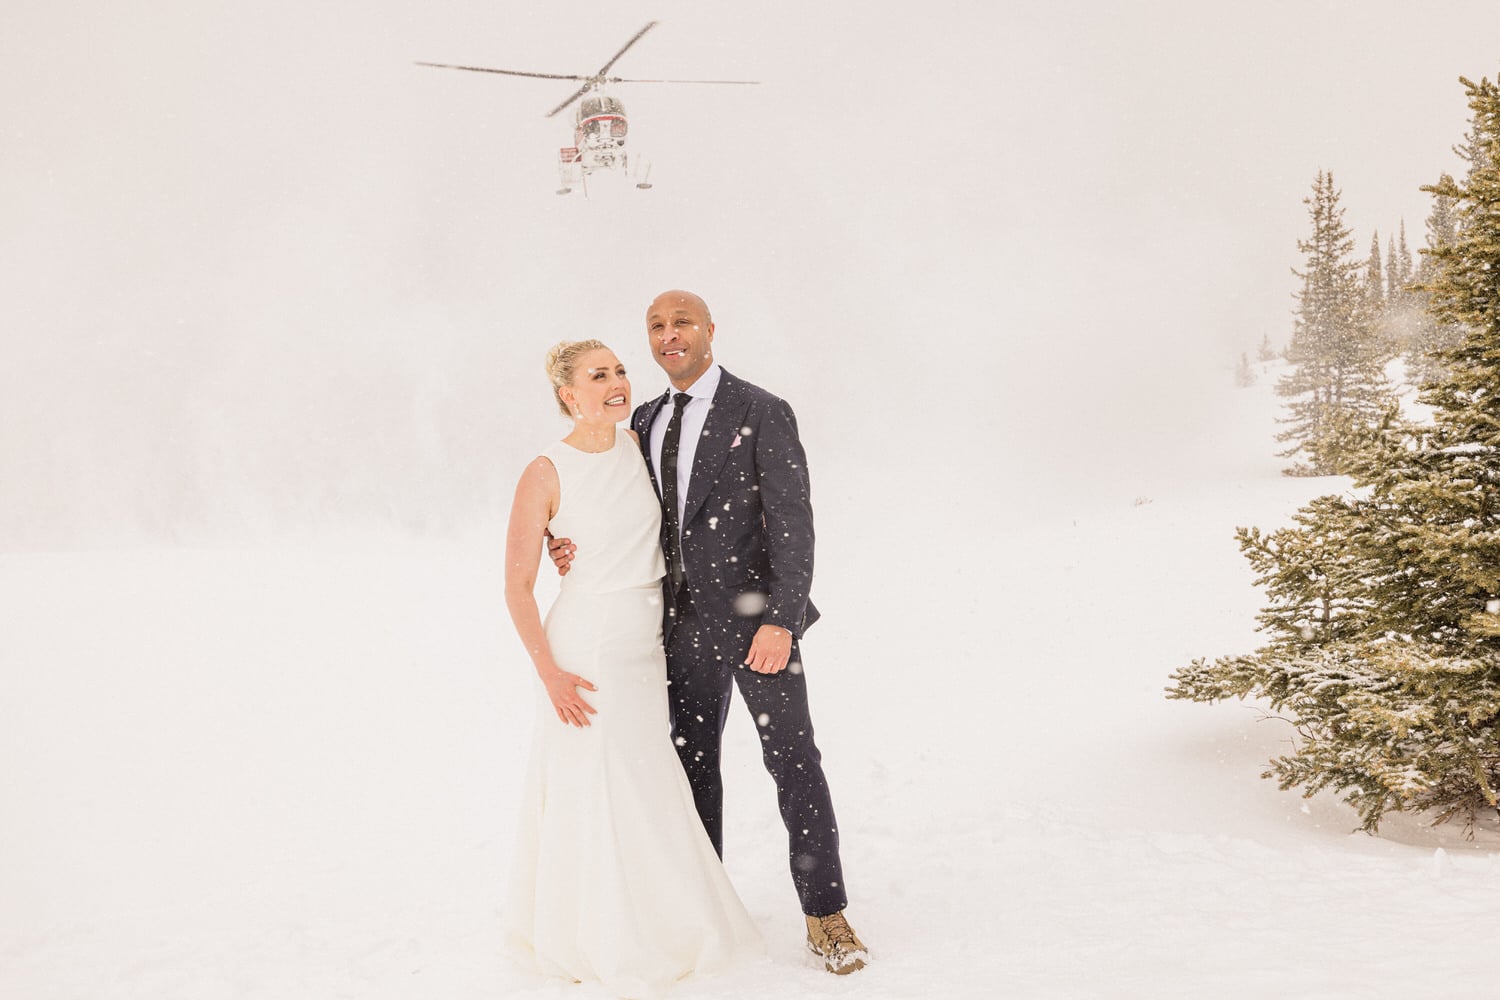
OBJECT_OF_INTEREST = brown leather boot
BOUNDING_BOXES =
[805,911,869,974]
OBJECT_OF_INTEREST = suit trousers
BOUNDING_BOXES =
[665,604,848,917]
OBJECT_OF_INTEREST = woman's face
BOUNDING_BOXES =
[562,348,631,422]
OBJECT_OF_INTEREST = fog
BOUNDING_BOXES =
[4,0,1498,548]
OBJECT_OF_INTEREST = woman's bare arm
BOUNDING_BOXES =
[504,456,597,727]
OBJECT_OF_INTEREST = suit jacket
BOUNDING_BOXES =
[632,368,820,640]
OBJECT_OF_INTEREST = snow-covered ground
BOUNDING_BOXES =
[6,361,1500,1000]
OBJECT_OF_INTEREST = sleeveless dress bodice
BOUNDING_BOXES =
[541,427,665,594]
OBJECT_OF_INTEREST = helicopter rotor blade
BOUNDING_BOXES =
[414,61,588,82]
[594,21,659,78]
[606,77,760,85]
[545,82,595,119]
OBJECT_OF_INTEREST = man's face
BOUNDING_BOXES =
[646,291,715,388]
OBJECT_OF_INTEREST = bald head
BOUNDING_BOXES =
[646,289,716,390]
[648,289,712,325]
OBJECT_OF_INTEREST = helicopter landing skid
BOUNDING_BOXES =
[553,154,651,196]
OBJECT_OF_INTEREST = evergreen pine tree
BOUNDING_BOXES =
[1398,219,1414,289]
[1365,230,1385,310]
[1408,178,1465,382]
[1378,221,1427,363]
[1275,170,1395,476]
[1235,352,1256,388]
[1258,333,1277,363]
[1168,77,1500,835]
[1423,178,1459,256]
[1453,109,1493,178]
[1385,234,1400,304]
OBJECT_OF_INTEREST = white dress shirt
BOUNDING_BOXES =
[648,362,722,537]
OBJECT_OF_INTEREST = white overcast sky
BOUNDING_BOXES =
[4,0,1500,532]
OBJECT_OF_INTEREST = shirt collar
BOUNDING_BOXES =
[675,362,722,402]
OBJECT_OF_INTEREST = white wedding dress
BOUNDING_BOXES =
[502,425,763,997]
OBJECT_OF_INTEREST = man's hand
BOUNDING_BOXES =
[745,624,793,674]
[547,534,575,577]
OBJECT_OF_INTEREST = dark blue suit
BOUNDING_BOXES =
[632,368,847,917]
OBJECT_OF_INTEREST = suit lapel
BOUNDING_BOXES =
[682,369,750,526]
[636,390,669,497]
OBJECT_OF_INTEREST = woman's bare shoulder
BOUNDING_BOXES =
[516,454,559,494]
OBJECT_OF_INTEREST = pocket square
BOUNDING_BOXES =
[730,434,742,449]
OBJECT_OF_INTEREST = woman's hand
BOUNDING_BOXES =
[543,668,598,727]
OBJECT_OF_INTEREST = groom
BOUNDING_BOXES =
[550,290,868,975]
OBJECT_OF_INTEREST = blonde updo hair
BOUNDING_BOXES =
[544,338,610,416]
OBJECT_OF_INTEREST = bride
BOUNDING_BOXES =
[501,339,763,996]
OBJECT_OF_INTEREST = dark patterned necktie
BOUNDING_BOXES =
[660,392,691,591]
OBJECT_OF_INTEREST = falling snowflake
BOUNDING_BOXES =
[734,591,768,616]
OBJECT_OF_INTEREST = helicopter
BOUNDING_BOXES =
[416,21,758,195]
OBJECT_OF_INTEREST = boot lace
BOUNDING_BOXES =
[819,913,858,949]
